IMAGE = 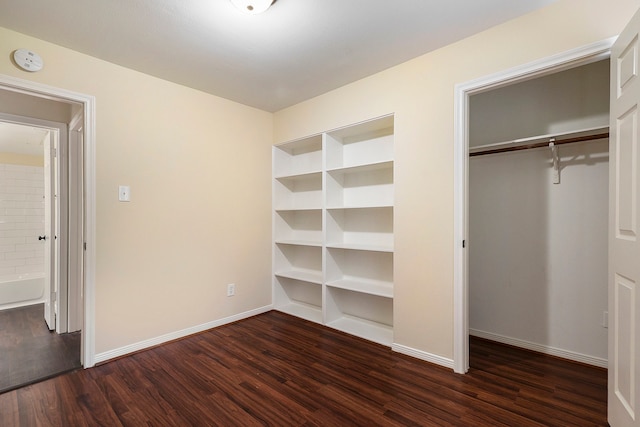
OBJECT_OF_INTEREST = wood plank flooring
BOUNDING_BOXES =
[0,310,607,426]
[0,303,81,393]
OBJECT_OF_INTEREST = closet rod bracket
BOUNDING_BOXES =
[549,138,560,184]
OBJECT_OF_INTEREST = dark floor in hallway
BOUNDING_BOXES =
[0,303,81,393]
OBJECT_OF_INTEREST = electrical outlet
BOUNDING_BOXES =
[227,283,235,297]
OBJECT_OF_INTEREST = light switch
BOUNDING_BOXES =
[119,185,131,202]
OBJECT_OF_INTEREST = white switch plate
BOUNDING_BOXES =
[119,185,131,202]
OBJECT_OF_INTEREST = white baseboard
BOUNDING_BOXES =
[469,329,607,368]
[94,305,273,364]
[392,343,454,370]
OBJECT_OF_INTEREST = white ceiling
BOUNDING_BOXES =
[0,0,557,112]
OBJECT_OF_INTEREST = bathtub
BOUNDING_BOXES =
[0,273,45,311]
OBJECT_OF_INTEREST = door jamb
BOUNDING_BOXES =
[452,38,615,374]
[67,112,84,333]
[0,73,96,368]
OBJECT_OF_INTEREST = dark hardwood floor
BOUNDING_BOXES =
[0,303,81,393]
[0,310,607,426]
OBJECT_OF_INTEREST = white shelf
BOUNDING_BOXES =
[274,202,323,211]
[274,209,323,244]
[272,115,395,347]
[275,208,322,212]
[274,244,322,276]
[327,316,393,346]
[326,278,393,298]
[273,172,322,211]
[276,302,323,324]
[326,206,393,250]
[274,170,323,181]
[325,202,394,210]
[326,160,393,175]
[274,135,323,178]
[326,206,393,211]
[325,243,393,252]
[326,163,393,209]
[325,115,394,170]
[273,275,322,324]
[275,269,323,284]
[276,239,322,247]
[469,125,609,155]
[324,284,393,345]
[326,247,393,285]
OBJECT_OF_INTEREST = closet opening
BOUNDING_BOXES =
[467,58,610,368]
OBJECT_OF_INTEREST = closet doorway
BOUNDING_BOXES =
[467,59,610,367]
[452,39,615,374]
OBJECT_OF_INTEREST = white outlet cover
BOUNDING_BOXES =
[13,49,44,72]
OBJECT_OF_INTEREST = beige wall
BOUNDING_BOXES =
[273,0,640,359]
[1,0,637,362]
[0,27,273,354]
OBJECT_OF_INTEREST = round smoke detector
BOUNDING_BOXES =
[13,49,44,72]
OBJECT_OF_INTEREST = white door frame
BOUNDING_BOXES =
[0,74,96,368]
[452,38,615,374]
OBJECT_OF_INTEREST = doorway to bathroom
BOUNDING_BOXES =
[0,91,85,392]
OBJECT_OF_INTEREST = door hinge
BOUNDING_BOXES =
[52,291,57,302]
[84,242,87,251]
[462,239,466,248]
[52,147,57,157]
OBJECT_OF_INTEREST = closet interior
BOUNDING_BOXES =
[468,59,610,367]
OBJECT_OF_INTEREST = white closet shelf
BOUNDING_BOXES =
[327,206,392,211]
[326,243,393,253]
[274,137,322,153]
[274,170,323,181]
[274,269,323,284]
[274,203,323,211]
[469,125,609,156]
[326,278,393,298]
[275,207,322,213]
[276,302,322,323]
[326,202,394,210]
[326,160,393,175]
[273,115,395,348]
[327,316,393,346]
[275,239,323,247]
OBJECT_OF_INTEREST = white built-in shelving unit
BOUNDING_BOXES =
[272,115,394,346]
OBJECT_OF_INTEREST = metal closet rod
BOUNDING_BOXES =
[469,131,610,157]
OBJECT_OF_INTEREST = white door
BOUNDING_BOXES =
[43,131,56,330]
[609,9,640,426]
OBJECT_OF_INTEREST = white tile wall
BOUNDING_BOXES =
[0,163,45,278]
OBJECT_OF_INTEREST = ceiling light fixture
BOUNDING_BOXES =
[229,0,274,15]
